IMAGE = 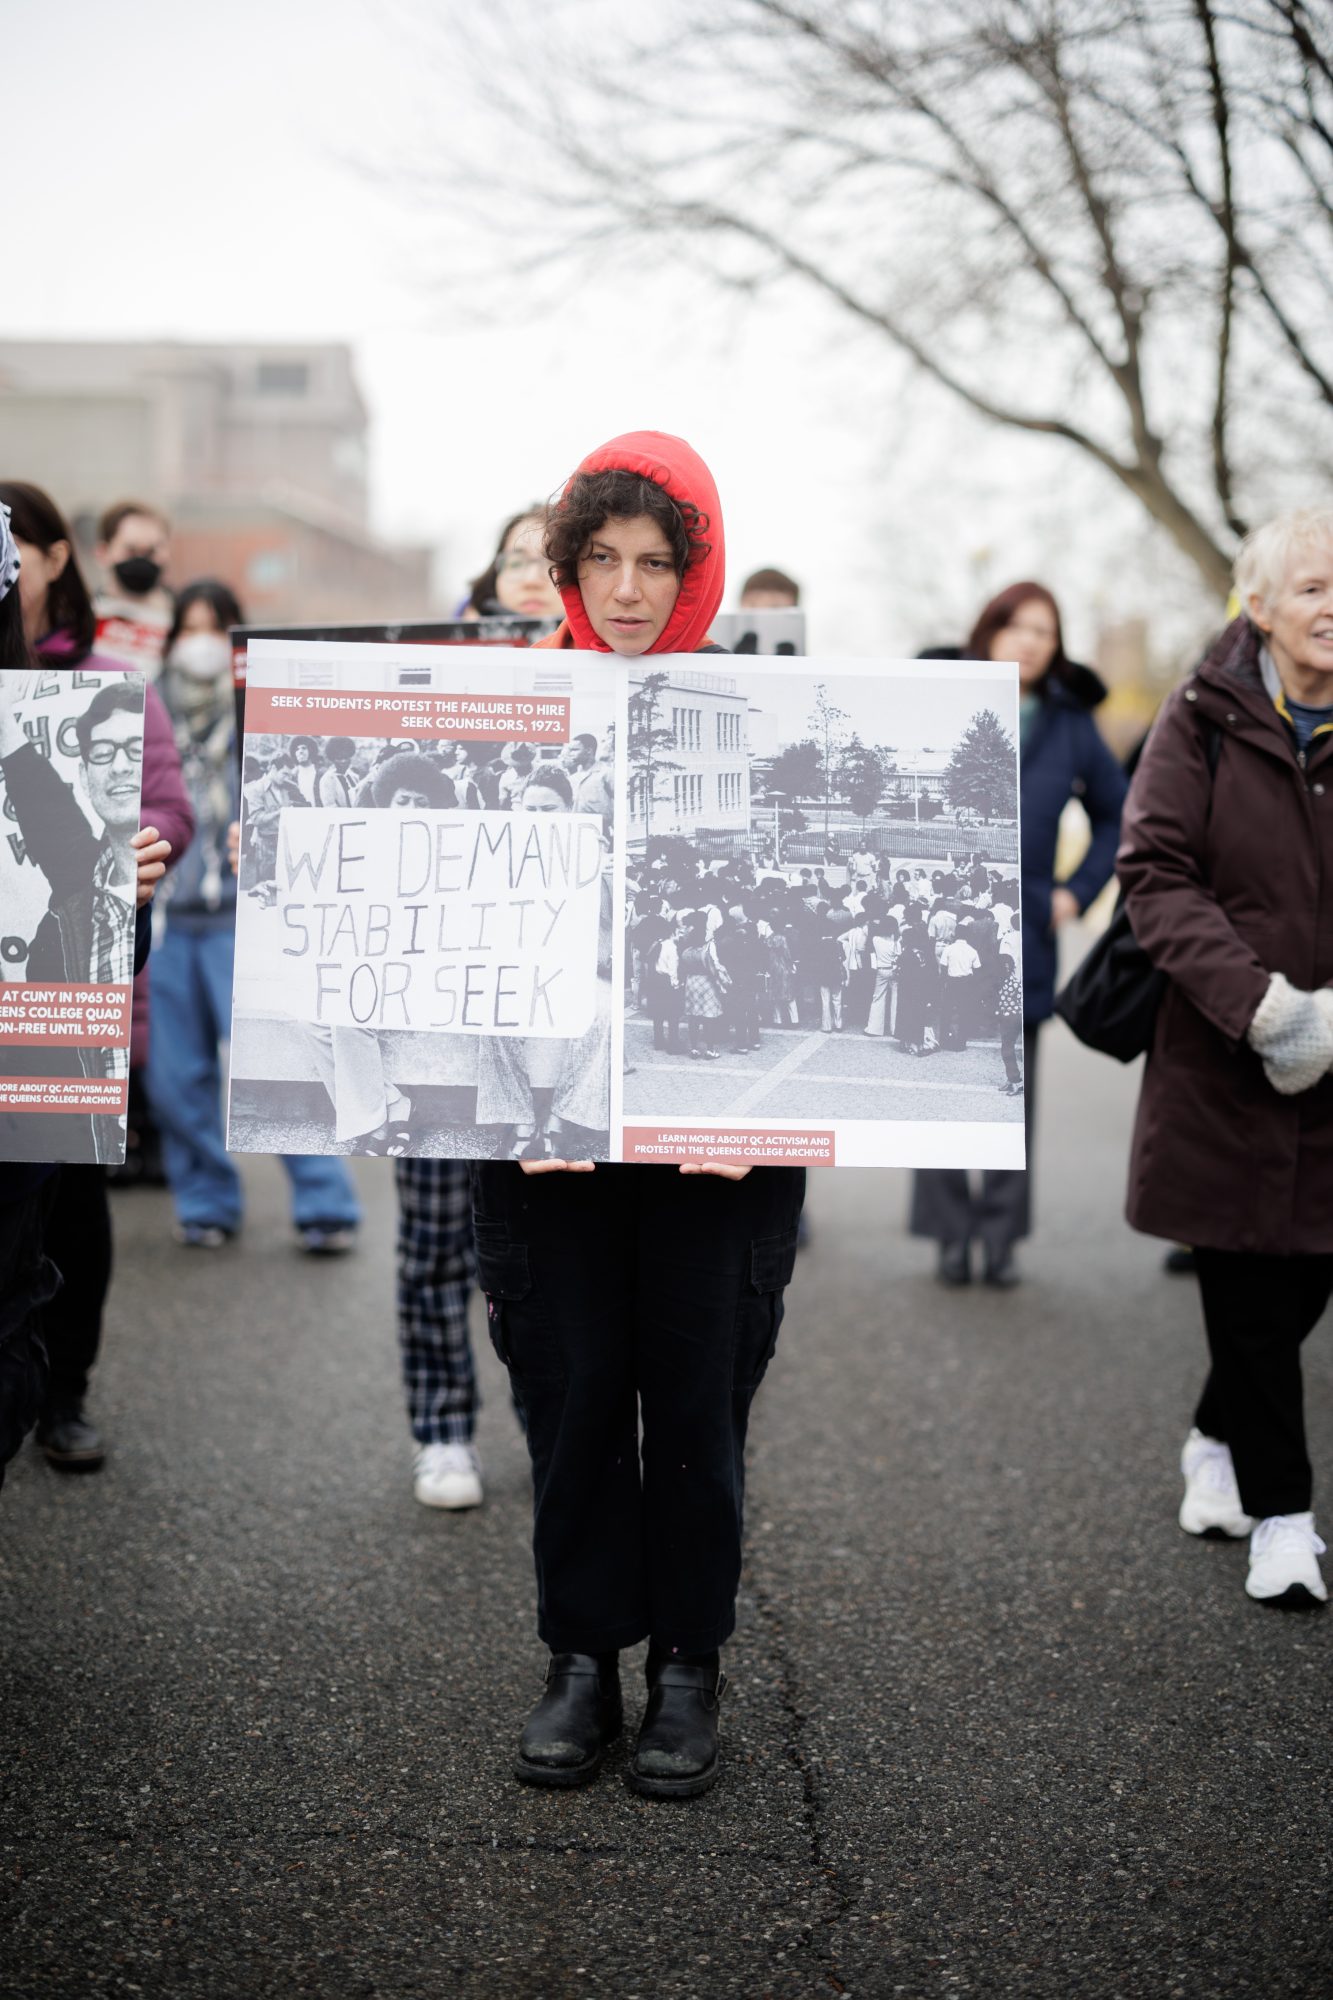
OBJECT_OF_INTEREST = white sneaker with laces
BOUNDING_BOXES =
[1178,1428,1253,1539]
[413,1443,483,1511]
[1246,1513,1328,1606]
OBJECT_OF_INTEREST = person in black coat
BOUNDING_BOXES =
[911,583,1127,1286]
[473,431,804,1804]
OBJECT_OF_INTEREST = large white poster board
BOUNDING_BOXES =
[228,642,1023,1169]
[0,667,147,1165]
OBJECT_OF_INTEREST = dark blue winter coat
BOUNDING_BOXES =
[1020,670,1128,1022]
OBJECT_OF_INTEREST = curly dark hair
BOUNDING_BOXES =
[545,469,710,590]
[371,752,456,809]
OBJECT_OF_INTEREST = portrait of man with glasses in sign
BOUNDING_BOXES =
[0,676,147,1163]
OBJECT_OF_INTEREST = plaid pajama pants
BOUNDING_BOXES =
[395,1158,477,1446]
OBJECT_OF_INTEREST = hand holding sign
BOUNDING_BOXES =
[132,826,172,907]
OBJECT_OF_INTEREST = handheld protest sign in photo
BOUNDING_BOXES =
[226,642,619,1162]
[275,808,604,1039]
[227,642,1021,1168]
[0,668,147,1165]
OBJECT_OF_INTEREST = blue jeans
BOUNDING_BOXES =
[146,924,360,1235]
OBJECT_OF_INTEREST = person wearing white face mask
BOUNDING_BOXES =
[148,580,361,1257]
[169,624,233,682]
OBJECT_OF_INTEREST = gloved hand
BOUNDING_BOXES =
[1246,972,1333,1095]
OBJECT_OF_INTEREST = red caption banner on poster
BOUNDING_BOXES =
[0,983,133,1047]
[0,1078,128,1114]
[623,1127,837,1167]
[244,689,572,741]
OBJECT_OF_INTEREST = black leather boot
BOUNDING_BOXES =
[628,1658,728,1800]
[36,1406,105,1472]
[514,1652,622,1788]
[937,1241,971,1287]
[982,1247,1021,1289]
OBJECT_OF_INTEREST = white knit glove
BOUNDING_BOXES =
[1246,973,1333,1095]
[1317,986,1333,1060]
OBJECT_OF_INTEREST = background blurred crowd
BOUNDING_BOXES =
[2,466,1332,1617]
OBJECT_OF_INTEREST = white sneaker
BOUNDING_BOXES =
[1246,1513,1328,1607]
[413,1443,483,1511]
[1179,1429,1253,1539]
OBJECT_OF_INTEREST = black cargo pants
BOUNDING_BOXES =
[471,1163,805,1656]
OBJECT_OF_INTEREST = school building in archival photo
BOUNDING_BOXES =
[883,751,950,815]
[628,666,753,850]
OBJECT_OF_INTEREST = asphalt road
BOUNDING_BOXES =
[623,1018,1025,1126]
[2,1023,1329,2000]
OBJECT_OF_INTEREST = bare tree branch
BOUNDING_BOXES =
[1193,0,1245,534]
[383,0,1333,601]
[1265,0,1333,114]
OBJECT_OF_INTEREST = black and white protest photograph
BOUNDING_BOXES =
[226,643,618,1162]
[0,666,147,1165]
[623,658,1024,1159]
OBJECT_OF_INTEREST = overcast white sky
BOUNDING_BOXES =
[5,0,1220,663]
[684,661,1017,758]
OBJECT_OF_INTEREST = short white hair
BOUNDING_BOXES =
[1235,506,1333,615]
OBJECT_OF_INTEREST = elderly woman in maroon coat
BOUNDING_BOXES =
[1118,505,1333,1609]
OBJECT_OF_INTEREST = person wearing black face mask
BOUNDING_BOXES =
[114,555,163,594]
[94,498,174,677]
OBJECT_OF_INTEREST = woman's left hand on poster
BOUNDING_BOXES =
[132,825,172,907]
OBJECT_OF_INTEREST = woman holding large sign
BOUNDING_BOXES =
[472,433,804,1800]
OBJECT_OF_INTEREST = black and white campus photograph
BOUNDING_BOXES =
[623,658,1025,1137]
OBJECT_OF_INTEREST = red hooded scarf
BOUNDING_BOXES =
[538,430,726,655]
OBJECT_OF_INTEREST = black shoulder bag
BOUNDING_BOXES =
[1053,721,1220,1063]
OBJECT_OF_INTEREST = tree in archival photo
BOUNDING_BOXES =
[946,709,1019,822]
